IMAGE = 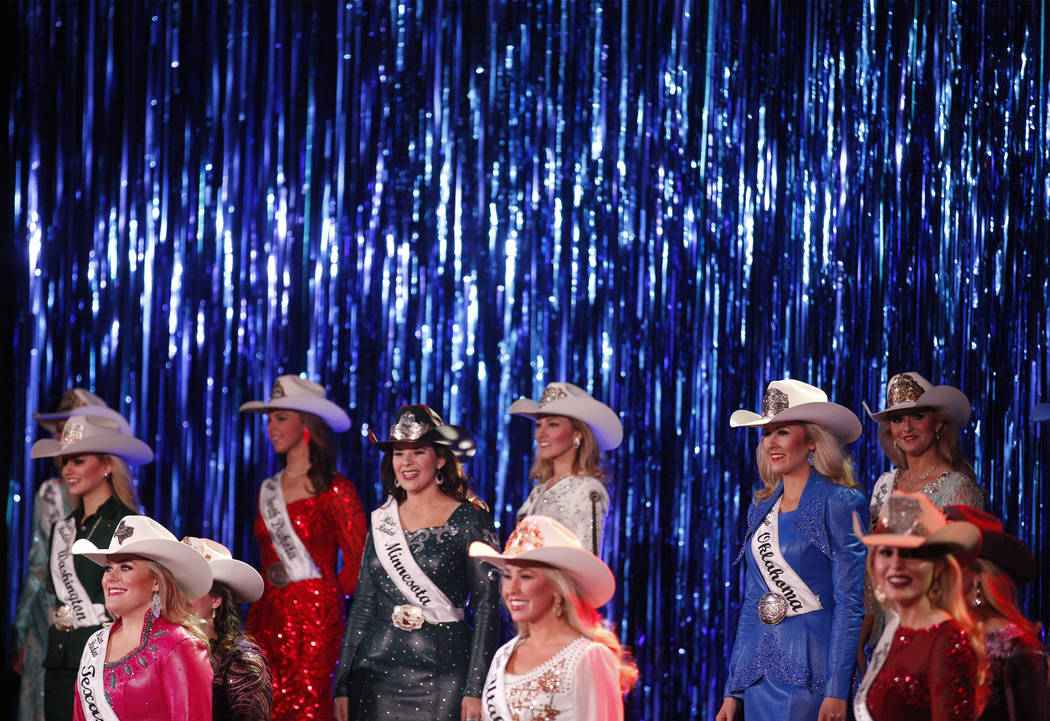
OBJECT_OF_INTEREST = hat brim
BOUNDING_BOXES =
[369,425,477,460]
[239,398,351,432]
[31,435,154,466]
[865,386,971,427]
[979,533,1038,584]
[468,541,616,608]
[730,401,862,444]
[34,406,132,435]
[853,513,981,567]
[72,537,214,600]
[509,398,623,451]
[211,558,265,603]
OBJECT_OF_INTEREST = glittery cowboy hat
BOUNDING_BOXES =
[73,516,214,600]
[182,536,265,602]
[369,404,476,460]
[508,382,623,451]
[862,372,971,427]
[33,388,132,435]
[239,375,351,432]
[30,414,153,466]
[729,379,862,443]
[942,506,1037,583]
[1034,404,1050,423]
[852,491,980,566]
[469,515,616,608]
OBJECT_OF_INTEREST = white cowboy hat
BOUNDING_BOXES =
[852,491,980,566]
[862,372,971,427]
[181,537,264,603]
[730,379,862,443]
[33,388,132,435]
[30,414,153,466]
[239,375,351,432]
[470,515,616,608]
[369,404,477,460]
[509,382,623,451]
[73,516,214,600]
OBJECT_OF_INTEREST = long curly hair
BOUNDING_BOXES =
[207,582,253,661]
[876,410,976,481]
[380,445,471,504]
[527,418,608,484]
[277,411,336,495]
[972,558,1042,637]
[754,422,858,501]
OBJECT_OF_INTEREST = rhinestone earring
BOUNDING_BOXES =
[150,591,162,619]
[572,437,581,449]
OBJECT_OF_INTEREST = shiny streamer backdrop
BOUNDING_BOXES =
[4,1,1048,718]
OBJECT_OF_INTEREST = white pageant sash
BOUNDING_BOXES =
[371,498,464,623]
[77,625,121,721]
[50,518,110,628]
[481,640,516,721]
[259,474,321,582]
[750,498,823,617]
[853,611,899,721]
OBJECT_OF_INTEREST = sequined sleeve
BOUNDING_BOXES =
[328,475,368,595]
[218,641,273,721]
[333,532,378,698]
[461,504,502,698]
[934,474,986,511]
[929,625,978,721]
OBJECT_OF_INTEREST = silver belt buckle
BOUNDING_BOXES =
[51,604,76,631]
[391,604,425,631]
[266,562,289,587]
[758,592,788,625]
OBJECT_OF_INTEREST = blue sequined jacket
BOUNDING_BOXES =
[724,471,868,701]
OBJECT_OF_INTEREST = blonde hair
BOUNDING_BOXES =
[876,410,976,481]
[67,454,139,512]
[143,560,209,645]
[972,558,1042,637]
[529,418,608,484]
[754,422,858,501]
[514,566,638,694]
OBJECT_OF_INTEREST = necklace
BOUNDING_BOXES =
[899,464,939,491]
[284,466,310,480]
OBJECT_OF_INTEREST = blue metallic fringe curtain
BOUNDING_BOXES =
[5,1,1048,718]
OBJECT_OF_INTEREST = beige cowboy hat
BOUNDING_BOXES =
[852,491,980,566]
[730,379,862,443]
[862,372,971,427]
[73,516,214,600]
[239,375,351,431]
[509,382,623,451]
[31,413,153,466]
[182,537,265,603]
[470,515,616,608]
[33,388,132,435]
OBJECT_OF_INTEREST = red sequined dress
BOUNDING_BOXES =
[864,619,979,721]
[246,474,367,721]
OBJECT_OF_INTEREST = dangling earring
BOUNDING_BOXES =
[104,471,113,482]
[302,428,311,447]
[892,440,899,451]
[554,595,564,617]
[393,477,400,488]
[572,437,581,449]
[435,470,444,486]
[872,584,887,605]
[150,591,162,619]
[971,578,984,608]
[935,429,942,441]
[807,452,814,467]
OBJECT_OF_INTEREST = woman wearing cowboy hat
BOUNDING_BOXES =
[30,412,148,721]
[239,374,367,721]
[718,379,868,721]
[70,515,214,720]
[16,390,130,721]
[333,405,500,721]
[941,506,1048,721]
[469,515,638,720]
[509,382,623,555]
[852,492,987,721]
[184,537,273,721]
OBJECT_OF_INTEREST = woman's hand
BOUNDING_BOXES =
[817,696,847,721]
[715,697,739,721]
[461,695,482,721]
[334,696,349,721]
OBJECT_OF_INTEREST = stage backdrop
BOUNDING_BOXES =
[5,1,1048,719]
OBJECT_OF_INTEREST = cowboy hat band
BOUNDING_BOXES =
[862,372,971,427]
[239,375,351,432]
[853,492,980,567]
[30,414,153,466]
[729,379,862,444]
[508,382,623,451]
[182,537,265,602]
[73,516,213,600]
[469,515,616,608]
[369,404,477,460]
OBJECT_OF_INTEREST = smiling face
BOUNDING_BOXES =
[267,410,307,454]
[501,561,559,624]
[889,409,942,459]
[534,415,581,465]
[759,423,814,480]
[391,443,445,494]
[102,555,158,620]
[872,546,939,610]
[60,454,112,499]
